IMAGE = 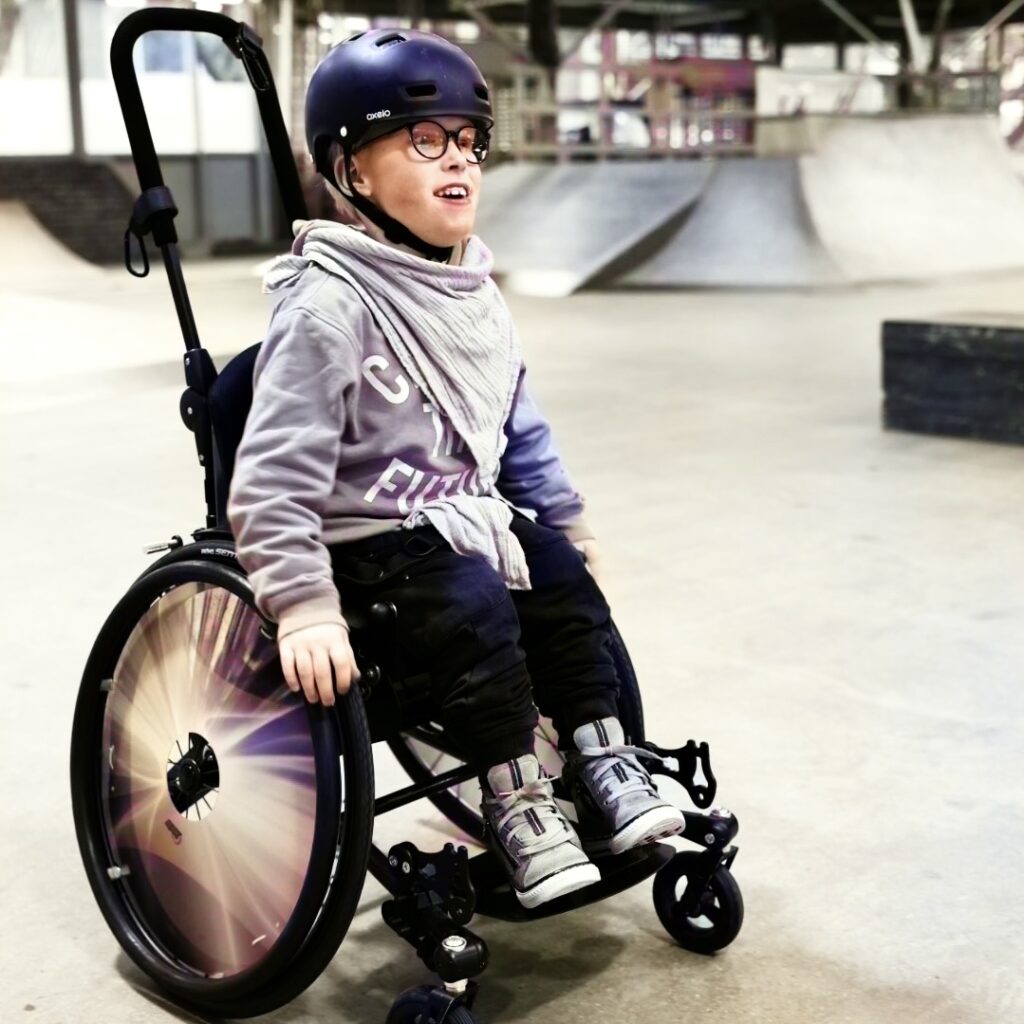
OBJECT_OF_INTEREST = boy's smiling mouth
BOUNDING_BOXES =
[434,183,471,204]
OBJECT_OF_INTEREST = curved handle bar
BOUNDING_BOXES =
[110,7,307,232]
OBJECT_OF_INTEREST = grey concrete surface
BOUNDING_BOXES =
[2,256,1023,1024]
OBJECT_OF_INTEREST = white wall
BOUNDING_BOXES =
[0,79,74,154]
[1,0,260,157]
[0,0,72,154]
[756,67,887,117]
[81,75,258,155]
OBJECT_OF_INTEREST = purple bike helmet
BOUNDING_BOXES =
[304,28,493,259]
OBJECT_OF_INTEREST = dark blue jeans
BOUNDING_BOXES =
[327,511,620,770]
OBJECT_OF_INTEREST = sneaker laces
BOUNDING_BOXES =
[574,743,670,805]
[483,773,575,857]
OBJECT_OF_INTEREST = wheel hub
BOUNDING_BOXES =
[166,732,220,818]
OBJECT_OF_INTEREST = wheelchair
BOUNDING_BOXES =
[69,9,743,1021]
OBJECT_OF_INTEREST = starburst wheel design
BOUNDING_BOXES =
[99,581,321,979]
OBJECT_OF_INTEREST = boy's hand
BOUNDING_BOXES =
[278,622,360,707]
[572,539,602,586]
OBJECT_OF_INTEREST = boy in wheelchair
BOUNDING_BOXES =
[226,29,685,910]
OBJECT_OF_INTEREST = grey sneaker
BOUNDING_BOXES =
[566,717,685,856]
[481,754,601,909]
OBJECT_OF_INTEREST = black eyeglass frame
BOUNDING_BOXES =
[366,119,491,163]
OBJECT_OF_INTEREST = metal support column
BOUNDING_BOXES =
[61,0,84,158]
[897,0,928,71]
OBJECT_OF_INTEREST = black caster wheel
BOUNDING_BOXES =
[386,984,480,1024]
[653,850,743,954]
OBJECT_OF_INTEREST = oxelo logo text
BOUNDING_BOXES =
[366,109,391,120]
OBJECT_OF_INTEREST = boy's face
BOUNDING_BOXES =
[339,115,483,248]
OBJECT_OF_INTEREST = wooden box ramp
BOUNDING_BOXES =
[883,319,1024,445]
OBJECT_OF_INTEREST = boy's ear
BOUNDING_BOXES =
[344,153,371,198]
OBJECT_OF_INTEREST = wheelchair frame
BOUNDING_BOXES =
[71,9,743,1021]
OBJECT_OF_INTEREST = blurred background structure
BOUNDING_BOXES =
[6,0,1024,281]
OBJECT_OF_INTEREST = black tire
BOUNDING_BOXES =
[386,984,480,1024]
[387,618,644,844]
[220,682,375,1018]
[70,557,375,1017]
[133,532,242,580]
[653,851,744,955]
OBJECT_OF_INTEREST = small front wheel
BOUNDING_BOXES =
[386,984,480,1024]
[653,851,743,954]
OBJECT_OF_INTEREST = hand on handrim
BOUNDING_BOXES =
[277,622,360,707]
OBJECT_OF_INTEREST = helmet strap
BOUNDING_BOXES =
[341,149,454,263]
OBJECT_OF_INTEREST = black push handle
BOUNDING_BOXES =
[110,7,308,243]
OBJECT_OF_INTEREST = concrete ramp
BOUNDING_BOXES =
[475,160,711,296]
[0,201,104,289]
[478,161,553,215]
[800,114,1024,282]
[621,158,842,289]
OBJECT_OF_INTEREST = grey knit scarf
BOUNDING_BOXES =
[262,219,533,589]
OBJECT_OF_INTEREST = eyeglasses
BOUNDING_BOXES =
[405,120,490,164]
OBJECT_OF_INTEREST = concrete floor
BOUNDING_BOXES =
[2,259,1022,1024]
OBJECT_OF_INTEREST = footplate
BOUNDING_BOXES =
[381,842,489,983]
[385,841,475,923]
[641,739,717,808]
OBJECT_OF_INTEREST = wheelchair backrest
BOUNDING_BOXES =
[208,341,261,528]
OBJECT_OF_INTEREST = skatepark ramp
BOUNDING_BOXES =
[0,158,133,266]
[6,116,1012,296]
[619,158,842,289]
[476,160,711,296]
[488,114,1024,292]
[0,201,105,289]
[799,114,1024,282]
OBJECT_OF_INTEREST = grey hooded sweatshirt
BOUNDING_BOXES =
[227,219,593,641]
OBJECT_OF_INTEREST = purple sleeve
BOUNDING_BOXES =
[497,366,585,529]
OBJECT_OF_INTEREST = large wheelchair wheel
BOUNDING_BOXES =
[388,620,644,844]
[70,552,375,1018]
